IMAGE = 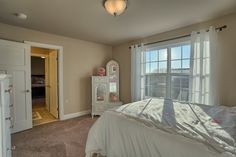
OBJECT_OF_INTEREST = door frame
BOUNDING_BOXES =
[24,41,64,120]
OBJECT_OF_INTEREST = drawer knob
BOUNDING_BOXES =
[7,146,16,151]
[5,117,11,121]
[5,89,11,93]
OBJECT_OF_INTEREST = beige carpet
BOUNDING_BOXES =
[12,115,97,157]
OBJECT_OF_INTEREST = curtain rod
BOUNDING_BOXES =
[129,25,227,49]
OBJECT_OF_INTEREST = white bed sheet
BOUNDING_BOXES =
[86,110,233,157]
[115,99,236,154]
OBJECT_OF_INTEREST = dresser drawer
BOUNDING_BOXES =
[93,105,105,113]
[3,84,11,118]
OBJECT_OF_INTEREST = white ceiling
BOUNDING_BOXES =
[0,0,236,46]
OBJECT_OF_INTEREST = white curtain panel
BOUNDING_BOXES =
[131,44,143,102]
[190,27,220,105]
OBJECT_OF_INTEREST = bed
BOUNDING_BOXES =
[86,98,236,157]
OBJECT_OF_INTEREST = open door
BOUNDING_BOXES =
[0,39,32,133]
[49,50,58,118]
[45,56,50,112]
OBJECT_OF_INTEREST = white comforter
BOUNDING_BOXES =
[86,98,236,157]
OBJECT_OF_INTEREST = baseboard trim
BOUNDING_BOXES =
[62,110,91,120]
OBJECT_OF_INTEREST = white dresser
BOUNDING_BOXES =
[0,74,12,157]
[91,76,122,118]
[91,59,122,118]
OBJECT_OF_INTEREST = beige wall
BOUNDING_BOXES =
[31,57,45,75]
[31,47,50,75]
[113,12,236,106]
[0,22,112,114]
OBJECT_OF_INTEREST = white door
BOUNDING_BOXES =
[0,39,32,133]
[45,56,50,112]
[49,50,58,118]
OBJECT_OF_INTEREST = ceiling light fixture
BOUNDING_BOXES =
[103,0,128,16]
[14,13,27,20]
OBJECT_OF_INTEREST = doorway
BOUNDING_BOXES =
[31,47,59,126]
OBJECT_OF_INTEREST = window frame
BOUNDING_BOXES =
[141,38,191,101]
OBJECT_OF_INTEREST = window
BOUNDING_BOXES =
[141,41,191,102]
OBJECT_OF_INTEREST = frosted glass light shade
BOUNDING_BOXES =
[104,0,127,16]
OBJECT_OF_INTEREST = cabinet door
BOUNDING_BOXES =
[95,82,108,103]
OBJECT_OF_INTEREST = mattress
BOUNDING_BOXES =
[86,98,236,157]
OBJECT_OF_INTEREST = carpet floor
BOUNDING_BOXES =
[12,115,97,157]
